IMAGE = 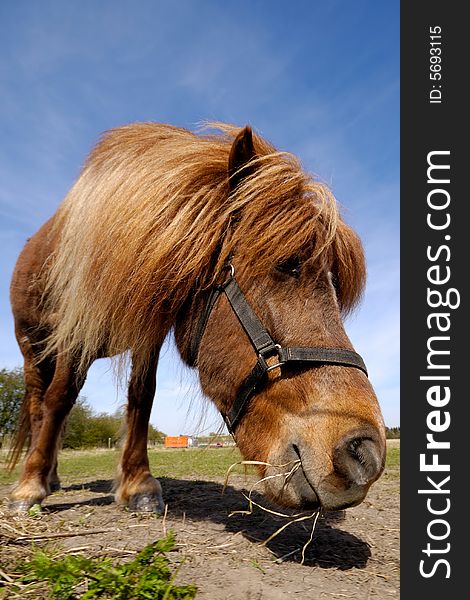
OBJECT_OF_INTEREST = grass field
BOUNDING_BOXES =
[0,441,399,486]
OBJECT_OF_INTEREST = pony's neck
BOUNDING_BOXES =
[173,287,208,367]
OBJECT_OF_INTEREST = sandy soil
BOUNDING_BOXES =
[0,464,399,599]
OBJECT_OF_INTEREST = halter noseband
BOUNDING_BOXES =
[188,266,368,434]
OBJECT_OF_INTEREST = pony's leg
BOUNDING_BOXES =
[10,354,84,511]
[9,330,59,488]
[115,352,164,512]
[25,356,62,494]
[26,358,62,494]
[48,462,61,493]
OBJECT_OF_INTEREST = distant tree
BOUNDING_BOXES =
[0,368,25,442]
[0,371,167,449]
[63,399,121,449]
[148,424,166,445]
[63,399,165,448]
[85,413,122,447]
[385,426,400,439]
[62,397,94,449]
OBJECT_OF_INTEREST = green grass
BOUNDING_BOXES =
[0,449,118,486]
[13,531,197,599]
[385,443,400,469]
[149,447,243,478]
[0,442,400,487]
[0,447,245,486]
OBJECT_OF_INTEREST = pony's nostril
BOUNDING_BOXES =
[333,435,384,486]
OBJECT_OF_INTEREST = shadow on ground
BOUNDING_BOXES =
[43,476,370,570]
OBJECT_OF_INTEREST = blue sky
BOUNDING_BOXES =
[0,0,399,435]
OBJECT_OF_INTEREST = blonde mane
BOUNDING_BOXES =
[42,122,365,371]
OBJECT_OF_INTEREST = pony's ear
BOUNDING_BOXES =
[228,126,257,192]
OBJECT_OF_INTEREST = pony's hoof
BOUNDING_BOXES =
[128,493,165,513]
[9,500,42,513]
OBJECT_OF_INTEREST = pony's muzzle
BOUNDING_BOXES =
[279,426,386,511]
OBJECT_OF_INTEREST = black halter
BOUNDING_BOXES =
[188,266,368,434]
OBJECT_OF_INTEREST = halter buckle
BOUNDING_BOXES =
[259,343,283,372]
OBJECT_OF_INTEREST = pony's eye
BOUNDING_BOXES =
[276,257,301,278]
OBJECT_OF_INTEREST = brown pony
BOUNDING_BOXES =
[9,122,386,513]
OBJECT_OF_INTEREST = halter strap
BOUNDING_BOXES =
[188,271,368,433]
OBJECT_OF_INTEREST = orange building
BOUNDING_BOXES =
[163,435,193,448]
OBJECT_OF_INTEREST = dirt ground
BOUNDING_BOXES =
[0,464,399,599]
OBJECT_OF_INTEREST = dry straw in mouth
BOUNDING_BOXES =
[223,459,321,565]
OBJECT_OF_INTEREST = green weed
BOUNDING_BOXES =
[13,531,196,599]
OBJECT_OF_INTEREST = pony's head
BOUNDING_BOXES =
[175,126,386,511]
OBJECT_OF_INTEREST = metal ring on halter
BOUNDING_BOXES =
[262,344,283,372]
[266,361,284,372]
[227,263,235,278]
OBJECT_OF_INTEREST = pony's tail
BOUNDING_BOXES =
[7,395,31,471]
